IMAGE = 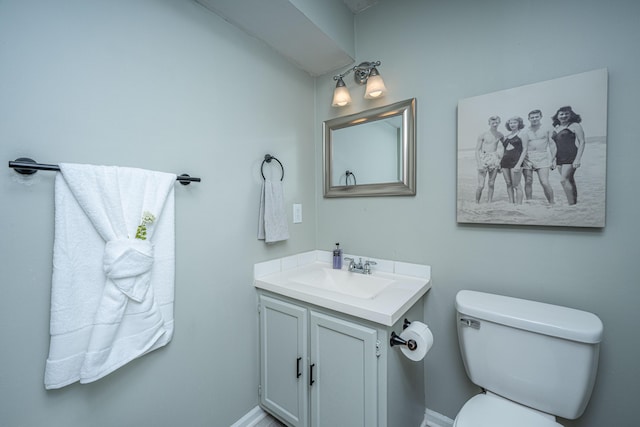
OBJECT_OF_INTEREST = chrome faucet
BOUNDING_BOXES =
[344,257,377,274]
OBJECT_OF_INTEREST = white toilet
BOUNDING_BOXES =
[454,290,603,427]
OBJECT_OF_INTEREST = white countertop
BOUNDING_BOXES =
[254,261,431,326]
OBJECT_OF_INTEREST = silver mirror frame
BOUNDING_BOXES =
[323,98,416,197]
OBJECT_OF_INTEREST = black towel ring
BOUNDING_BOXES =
[261,154,284,181]
[345,170,357,186]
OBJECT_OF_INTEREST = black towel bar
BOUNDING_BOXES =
[8,158,201,185]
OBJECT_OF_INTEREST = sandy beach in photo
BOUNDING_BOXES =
[457,137,606,227]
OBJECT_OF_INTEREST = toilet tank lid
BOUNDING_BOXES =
[455,290,603,344]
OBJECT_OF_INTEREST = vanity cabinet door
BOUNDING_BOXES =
[259,295,309,427]
[309,311,378,427]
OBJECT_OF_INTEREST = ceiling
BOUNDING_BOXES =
[196,0,382,76]
[341,0,379,14]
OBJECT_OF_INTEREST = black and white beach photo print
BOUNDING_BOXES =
[457,69,608,228]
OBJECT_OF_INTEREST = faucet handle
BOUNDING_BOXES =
[363,259,377,274]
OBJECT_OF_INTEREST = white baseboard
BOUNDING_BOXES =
[233,405,453,427]
[422,408,454,427]
[230,406,270,427]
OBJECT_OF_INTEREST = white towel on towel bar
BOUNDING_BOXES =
[257,179,289,243]
[44,163,176,389]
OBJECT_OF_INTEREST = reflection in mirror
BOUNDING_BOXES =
[323,98,416,197]
[332,116,402,186]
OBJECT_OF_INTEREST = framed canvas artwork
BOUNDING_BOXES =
[456,69,608,228]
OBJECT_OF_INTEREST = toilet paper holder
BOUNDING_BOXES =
[390,319,417,350]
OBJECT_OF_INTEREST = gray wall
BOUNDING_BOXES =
[315,0,640,425]
[2,0,639,426]
[0,0,316,426]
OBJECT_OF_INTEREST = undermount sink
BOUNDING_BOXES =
[254,260,431,326]
[290,267,394,299]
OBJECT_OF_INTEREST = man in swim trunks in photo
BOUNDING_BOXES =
[475,115,504,203]
[522,110,555,204]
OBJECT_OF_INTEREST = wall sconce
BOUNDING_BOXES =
[331,60,387,107]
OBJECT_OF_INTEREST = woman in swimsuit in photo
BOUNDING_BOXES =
[500,116,529,204]
[552,106,586,205]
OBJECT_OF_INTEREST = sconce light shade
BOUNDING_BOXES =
[331,60,386,107]
[364,67,387,99]
[332,77,352,107]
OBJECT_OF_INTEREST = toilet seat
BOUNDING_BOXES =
[454,393,563,427]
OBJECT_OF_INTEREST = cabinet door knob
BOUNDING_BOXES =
[296,357,302,378]
[310,363,315,386]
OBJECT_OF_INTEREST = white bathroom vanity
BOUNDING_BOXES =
[254,252,431,427]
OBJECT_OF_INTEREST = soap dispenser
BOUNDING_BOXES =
[332,243,343,269]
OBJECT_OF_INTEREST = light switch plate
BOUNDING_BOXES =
[293,204,302,223]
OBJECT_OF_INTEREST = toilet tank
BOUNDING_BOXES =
[455,290,603,420]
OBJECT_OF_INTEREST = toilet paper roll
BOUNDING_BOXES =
[399,321,434,362]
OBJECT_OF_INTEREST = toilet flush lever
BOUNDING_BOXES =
[460,317,481,329]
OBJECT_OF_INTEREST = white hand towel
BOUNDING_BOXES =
[44,163,176,389]
[257,179,289,243]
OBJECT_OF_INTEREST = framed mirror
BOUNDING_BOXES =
[323,98,416,197]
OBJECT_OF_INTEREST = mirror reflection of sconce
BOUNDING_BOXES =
[332,61,387,107]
